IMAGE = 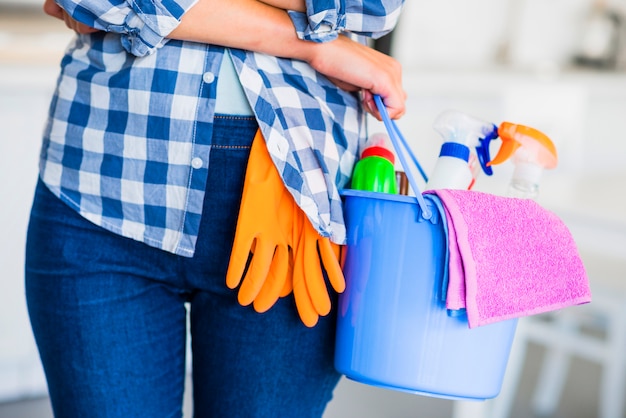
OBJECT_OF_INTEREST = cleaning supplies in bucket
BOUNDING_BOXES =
[335,96,592,401]
[425,110,498,190]
[431,123,589,327]
[336,188,519,400]
[335,96,517,400]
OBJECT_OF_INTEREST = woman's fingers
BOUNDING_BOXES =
[307,35,406,119]
[43,0,64,20]
[43,0,99,34]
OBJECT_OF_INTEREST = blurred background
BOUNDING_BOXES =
[1,0,625,417]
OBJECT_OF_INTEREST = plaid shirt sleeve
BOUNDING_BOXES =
[289,0,404,42]
[55,0,198,56]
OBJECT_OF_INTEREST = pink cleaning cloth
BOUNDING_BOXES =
[440,202,466,311]
[426,189,591,328]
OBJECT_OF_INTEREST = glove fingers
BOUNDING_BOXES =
[229,130,297,313]
[293,276,319,327]
[280,279,293,297]
[227,133,270,289]
[318,238,346,293]
[296,211,333,316]
[293,245,319,327]
[253,245,290,313]
[226,235,255,289]
[303,236,332,316]
[279,248,294,297]
[237,240,276,306]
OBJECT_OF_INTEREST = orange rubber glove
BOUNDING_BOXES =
[291,203,345,327]
[226,130,293,308]
[226,129,345,326]
[249,190,294,313]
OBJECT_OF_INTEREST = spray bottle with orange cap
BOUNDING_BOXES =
[488,122,558,200]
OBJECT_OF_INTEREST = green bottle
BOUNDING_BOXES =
[350,135,398,194]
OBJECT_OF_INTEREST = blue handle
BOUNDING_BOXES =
[374,95,432,220]
[389,117,429,183]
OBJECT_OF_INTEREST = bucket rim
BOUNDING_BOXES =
[341,188,426,205]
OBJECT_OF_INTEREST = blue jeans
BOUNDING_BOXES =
[25,116,340,418]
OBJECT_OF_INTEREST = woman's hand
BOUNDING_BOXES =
[43,0,99,34]
[304,35,406,120]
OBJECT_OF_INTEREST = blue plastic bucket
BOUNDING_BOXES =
[335,96,518,400]
[335,189,518,400]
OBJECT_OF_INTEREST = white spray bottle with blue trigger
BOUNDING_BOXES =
[426,110,498,190]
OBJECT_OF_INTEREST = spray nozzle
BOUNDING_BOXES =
[433,110,498,176]
[488,122,558,169]
[475,128,498,176]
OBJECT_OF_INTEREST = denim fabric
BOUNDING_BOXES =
[25,116,340,418]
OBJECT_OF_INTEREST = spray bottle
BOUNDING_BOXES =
[425,110,498,190]
[487,122,558,199]
[350,133,398,194]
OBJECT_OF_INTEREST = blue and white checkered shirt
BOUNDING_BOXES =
[40,0,404,256]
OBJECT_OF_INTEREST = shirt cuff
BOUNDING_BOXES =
[120,0,197,56]
[288,9,346,43]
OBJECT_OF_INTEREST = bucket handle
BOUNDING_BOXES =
[374,95,432,220]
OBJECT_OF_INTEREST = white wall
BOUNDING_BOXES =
[394,0,626,72]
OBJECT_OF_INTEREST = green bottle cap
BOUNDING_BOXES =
[351,155,398,194]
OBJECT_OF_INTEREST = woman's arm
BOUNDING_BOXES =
[258,0,306,12]
[43,0,405,118]
[169,0,405,118]
[169,0,308,59]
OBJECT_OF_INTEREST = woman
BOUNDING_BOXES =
[26,0,406,416]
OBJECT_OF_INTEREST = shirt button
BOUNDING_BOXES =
[202,72,215,84]
[191,157,203,169]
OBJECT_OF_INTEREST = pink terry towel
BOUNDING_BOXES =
[426,189,591,328]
